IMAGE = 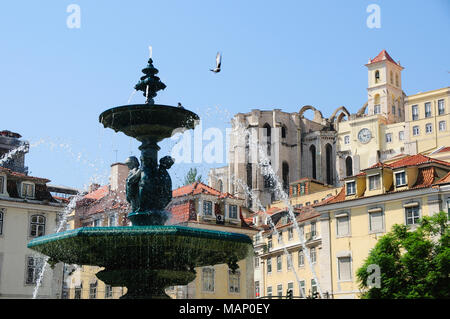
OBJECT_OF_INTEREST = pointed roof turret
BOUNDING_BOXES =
[366,49,403,68]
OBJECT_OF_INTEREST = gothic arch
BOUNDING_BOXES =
[329,106,350,123]
[299,105,324,123]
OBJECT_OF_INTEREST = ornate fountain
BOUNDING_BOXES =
[27,57,252,299]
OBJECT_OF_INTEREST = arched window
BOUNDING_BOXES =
[30,214,45,237]
[345,156,353,177]
[395,73,399,87]
[374,94,381,114]
[375,70,380,83]
[263,123,271,156]
[310,145,316,179]
[282,162,289,192]
[218,180,223,193]
[326,144,333,185]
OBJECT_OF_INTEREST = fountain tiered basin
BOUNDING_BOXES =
[28,225,252,298]
[27,57,253,298]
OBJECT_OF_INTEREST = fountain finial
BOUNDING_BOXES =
[134,58,166,104]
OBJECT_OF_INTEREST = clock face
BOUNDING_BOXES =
[358,128,372,144]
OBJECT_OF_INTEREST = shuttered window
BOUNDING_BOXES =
[369,211,383,232]
[338,257,352,281]
[336,215,349,236]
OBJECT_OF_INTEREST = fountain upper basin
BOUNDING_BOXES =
[99,104,199,143]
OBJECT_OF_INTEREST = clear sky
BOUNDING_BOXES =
[0,0,449,191]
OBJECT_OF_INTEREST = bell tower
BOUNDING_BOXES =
[365,50,404,123]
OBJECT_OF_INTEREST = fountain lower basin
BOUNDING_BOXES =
[27,225,253,298]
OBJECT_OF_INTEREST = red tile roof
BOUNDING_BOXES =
[168,201,193,225]
[0,166,50,183]
[434,171,450,185]
[367,49,399,66]
[388,154,450,169]
[435,147,450,154]
[172,182,242,200]
[84,185,109,200]
[411,167,437,189]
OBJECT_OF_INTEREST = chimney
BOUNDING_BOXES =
[110,162,129,193]
[88,183,100,193]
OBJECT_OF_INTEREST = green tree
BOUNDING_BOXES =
[357,211,450,298]
[183,167,202,185]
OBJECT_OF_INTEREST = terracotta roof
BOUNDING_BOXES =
[315,186,346,206]
[388,154,450,169]
[84,185,109,200]
[435,147,450,154]
[168,201,193,225]
[172,182,242,200]
[0,166,50,183]
[367,49,399,65]
[412,167,437,189]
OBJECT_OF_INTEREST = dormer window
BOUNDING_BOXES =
[395,171,406,187]
[346,181,356,196]
[21,182,35,199]
[368,174,380,190]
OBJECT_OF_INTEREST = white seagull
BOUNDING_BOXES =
[210,52,222,73]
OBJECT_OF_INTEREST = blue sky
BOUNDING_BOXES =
[0,0,449,191]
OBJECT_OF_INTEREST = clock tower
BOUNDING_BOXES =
[365,50,405,124]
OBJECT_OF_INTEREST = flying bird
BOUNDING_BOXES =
[210,52,222,73]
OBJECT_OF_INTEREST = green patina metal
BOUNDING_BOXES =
[27,57,253,298]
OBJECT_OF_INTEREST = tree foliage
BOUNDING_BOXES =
[357,211,450,298]
[183,167,202,186]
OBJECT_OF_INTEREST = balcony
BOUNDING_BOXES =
[305,231,318,241]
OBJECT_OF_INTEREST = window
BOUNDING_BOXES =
[399,131,404,141]
[298,250,304,267]
[338,257,352,281]
[299,280,306,297]
[22,182,35,198]
[203,201,213,216]
[281,126,287,139]
[287,282,294,296]
[310,247,316,263]
[439,121,446,132]
[93,219,102,227]
[108,215,117,226]
[345,156,353,177]
[0,176,4,194]
[287,253,292,270]
[202,267,215,292]
[267,258,272,273]
[392,105,395,115]
[105,285,113,298]
[412,105,419,120]
[277,230,283,243]
[405,206,420,225]
[310,222,317,238]
[267,286,272,299]
[395,171,406,186]
[0,208,3,235]
[426,123,433,134]
[228,205,238,219]
[255,256,260,268]
[336,215,350,236]
[311,279,317,295]
[395,73,399,87]
[413,126,420,136]
[374,104,381,114]
[74,284,82,299]
[276,255,282,271]
[438,99,445,115]
[425,102,432,118]
[288,228,293,240]
[385,133,392,143]
[277,284,283,298]
[268,235,272,250]
[255,281,260,298]
[89,281,97,299]
[399,106,402,118]
[346,181,356,195]
[26,256,44,284]
[369,174,380,190]
[344,135,350,145]
[374,70,380,83]
[390,71,393,84]
[228,270,240,293]
[369,210,384,232]
[30,215,45,237]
